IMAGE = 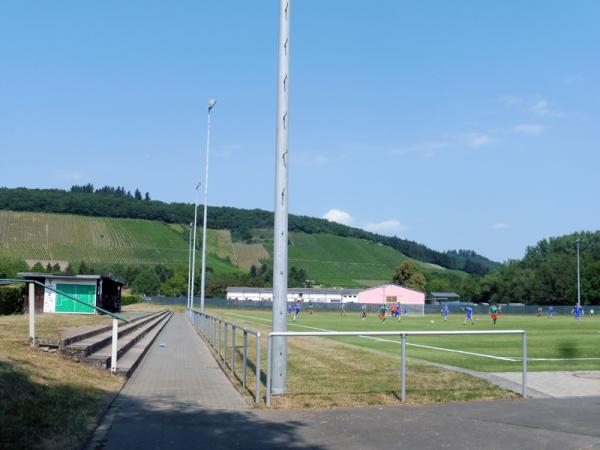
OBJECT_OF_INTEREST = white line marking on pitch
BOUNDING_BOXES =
[221,312,517,362]
[510,357,600,361]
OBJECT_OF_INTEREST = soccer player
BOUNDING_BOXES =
[590,308,594,318]
[403,305,409,317]
[308,302,314,315]
[547,305,554,318]
[396,302,402,320]
[537,307,543,317]
[489,304,498,325]
[573,304,583,320]
[287,305,292,315]
[390,304,397,319]
[441,304,449,322]
[360,304,367,320]
[293,300,301,321]
[463,306,474,325]
[379,304,388,324]
[340,303,346,316]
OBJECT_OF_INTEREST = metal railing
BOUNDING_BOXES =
[266,329,527,407]
[0,278,130,374]
[189,309,262,404]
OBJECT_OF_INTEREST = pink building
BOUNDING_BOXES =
[358,284,425,315]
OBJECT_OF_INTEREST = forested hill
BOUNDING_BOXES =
[0,185,499,275]
[477,231,600,304]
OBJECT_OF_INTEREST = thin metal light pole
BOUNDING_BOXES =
[272,0,291,396]
[576,239,581,306]
[187,221,193,310]
[190,183,200,310]
[200,99,216,314]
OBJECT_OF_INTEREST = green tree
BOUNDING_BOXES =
[131,270,161,295]
[392,261,426,291]
[65,263,75,275]
[249,265,257,278]
[0,257,27,278]
[32,262,45,273]
[78,261,90,274]
[160,271,188,297]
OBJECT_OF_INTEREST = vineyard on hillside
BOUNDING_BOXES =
[0,210,463,287]
[0,211,247,272]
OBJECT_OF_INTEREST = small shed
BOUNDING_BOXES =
[429,292,461,304]
[18,273,122,315]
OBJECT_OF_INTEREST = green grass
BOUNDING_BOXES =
[0,211,467,285]
[198,307,514,408]
[0,313,123,449]
[209,308,600,373]
[262,231,463,287]
[0,210,243,273]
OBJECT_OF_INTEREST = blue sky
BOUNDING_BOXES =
[1,1,599,262]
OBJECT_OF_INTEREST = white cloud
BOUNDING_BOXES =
[500,95,562,117]
[215,144,242,159]
[465,133,492,147]
[492,223,510,230]
[388,140,451,158]
[52,170,83,182]
[512,123,545,136]
[529,99,552,116]
[563,74,582,84]
[323,209,353,226]
[293,152,346,167]
[390,132,492,157]
[363,219,407,234]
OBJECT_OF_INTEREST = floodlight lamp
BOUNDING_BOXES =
[208,98,217,111]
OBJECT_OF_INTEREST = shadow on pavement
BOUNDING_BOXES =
[97,393,324,450]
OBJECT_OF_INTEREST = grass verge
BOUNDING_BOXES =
[0,313,124,449]
[201,309,516,409]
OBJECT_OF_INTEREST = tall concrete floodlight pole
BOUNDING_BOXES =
[191,183,201,310]
[576,239,581,306]
[200,98,217,314]
[187,222,193,309]
[272,0,291,396]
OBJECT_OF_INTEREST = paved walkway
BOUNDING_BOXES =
[91,314,600,449]
[494,370,600,398]
[89,313,248,449]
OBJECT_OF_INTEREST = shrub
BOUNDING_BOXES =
[0,286,24,315]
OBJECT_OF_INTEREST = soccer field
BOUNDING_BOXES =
[208,307,600,373]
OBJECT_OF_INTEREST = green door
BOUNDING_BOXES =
[55,284,96,314]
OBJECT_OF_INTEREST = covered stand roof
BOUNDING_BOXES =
[18,273,123,285]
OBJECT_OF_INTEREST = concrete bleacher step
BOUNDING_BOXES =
[63,310,170,360]
[84,311,173,373]
[34,311,155,349]
[114,312,173,377]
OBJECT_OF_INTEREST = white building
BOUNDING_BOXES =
[226,287,361,303]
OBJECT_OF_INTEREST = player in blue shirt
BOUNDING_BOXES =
[573,304,583,320]
[287,305,292,315]
[547,305,554,318]
[463,306,474,325]
[293,301,301,321]
[441,304,449,322]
